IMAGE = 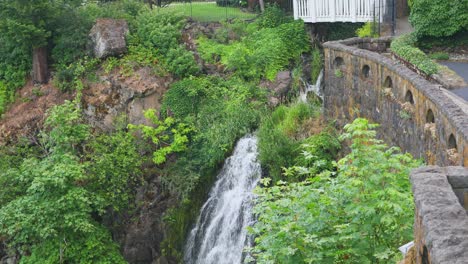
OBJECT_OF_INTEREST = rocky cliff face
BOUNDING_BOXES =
[82,67,172,131]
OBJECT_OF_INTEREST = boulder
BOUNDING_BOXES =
[89,19,129,59]
[260,71,292,106]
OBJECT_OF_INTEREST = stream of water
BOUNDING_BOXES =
[184,135,261,264]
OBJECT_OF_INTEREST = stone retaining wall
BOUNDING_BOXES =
[323,37,468,263]
[323,37,468,166]
[411,166,468,264]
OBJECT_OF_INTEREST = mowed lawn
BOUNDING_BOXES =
[158,2,257,22]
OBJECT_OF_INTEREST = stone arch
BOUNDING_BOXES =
[426,109,435,123]
[362,65,370,78]
[383,76,393,88]
[448,134,457,150]
[405,90,414,104]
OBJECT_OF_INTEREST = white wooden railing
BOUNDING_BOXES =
[294,0,383,23]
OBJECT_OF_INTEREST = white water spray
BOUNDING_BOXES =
[300,69,324,102]
[184,135,261,264]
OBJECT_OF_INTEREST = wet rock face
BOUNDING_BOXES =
[111,176,178,264]
[89,19,129,59]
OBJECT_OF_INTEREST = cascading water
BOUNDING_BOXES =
[299,69,324,103]
[184,135,261,264]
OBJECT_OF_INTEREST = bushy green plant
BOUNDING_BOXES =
[258,121,299,183]
[165,46,200,78]
[249,118,421,263]
[291,130,341,180]
[256,4,292,29]
[258,102,320,182]
[0,35,30,115]
[410,0,468,38]
[134,11,185,54]
[214,20,250,43]
[129,109,193,165]
[53,57,100,91]
[86,131,142,212]
[356,21,379,38]
[391,34,439,75]
[161,77,213,119]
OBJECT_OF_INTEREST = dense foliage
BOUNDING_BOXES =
[310,47,323,83]
[0,99,141,263]
[356,22,379,38]
[249,118,421,263]
[198,19,309,81]
[391,34,439,75]
[0,0,200,114]
[258,102,329,182]
[410,0,468,38]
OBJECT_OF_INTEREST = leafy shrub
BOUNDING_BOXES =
[258,121,299,183]
[86,131,142,212]
[256,4,292,29]
[0,81,11,115]
[53,57,100,91]
[292,130,341,179]
[391,34,439,75]
[165,46,200,78]
[50,7,94,66]
[356,21,379,38]
[410,0,468,38]
[129,109,193,165]
[249,118,421,263]
[161,77,212,119]
[135,11,185,54]
[214,20,250,44]
[258,102,320,182]
[0,35,30,115]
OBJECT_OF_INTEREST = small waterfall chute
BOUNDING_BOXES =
[184,135,261,264]
[299,68,324,103]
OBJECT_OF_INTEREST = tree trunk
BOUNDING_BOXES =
[247,0,256,11]
[32,47,48,84]
[259,0,265,12]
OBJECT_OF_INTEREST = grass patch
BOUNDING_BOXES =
[429,52,449,60]
[158,2,257,22]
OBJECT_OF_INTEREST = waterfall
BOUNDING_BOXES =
[300,69,324,103]
[184,135,261,264]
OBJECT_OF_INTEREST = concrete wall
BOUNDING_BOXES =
[323,37,468,167]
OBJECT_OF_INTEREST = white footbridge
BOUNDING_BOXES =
[293,0,385,23]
